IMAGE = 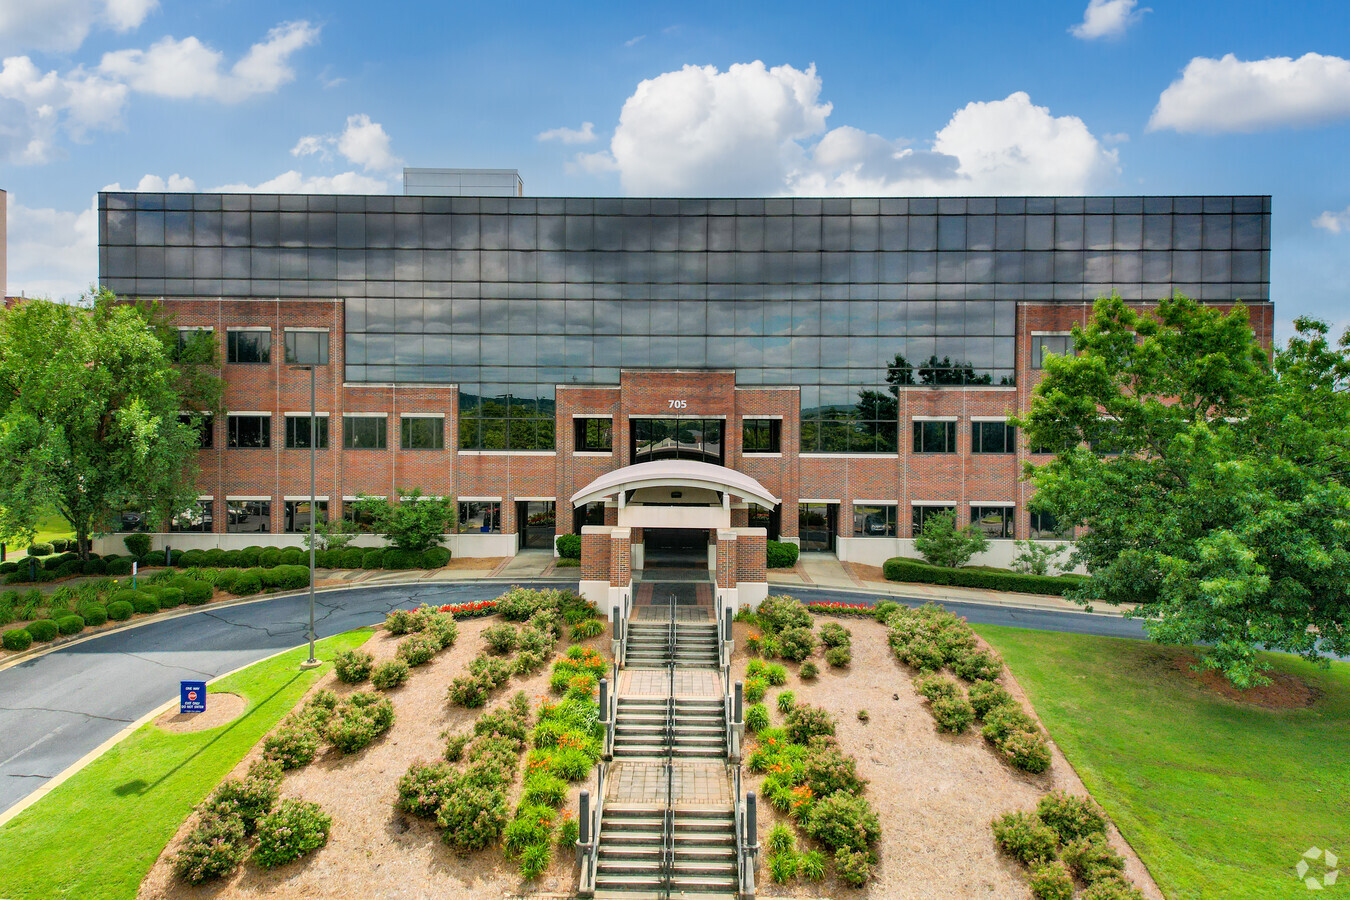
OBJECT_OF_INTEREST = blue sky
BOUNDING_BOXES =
[2,0,1348,338]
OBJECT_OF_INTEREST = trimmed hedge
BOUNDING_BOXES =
[27,619,59,642]
[766,540,799,569]
[2,628,32,651]
[882,557,1089,597]
[554,534,582,560]
[27,542,53,557]
[107,600,134,621]
[80,604,108,626]
[56,615,85,635]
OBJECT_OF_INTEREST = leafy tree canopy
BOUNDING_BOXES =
[0,289,222,556]
[354,489,456,552]
[914,509,989,568]
[1018,294,1350,686]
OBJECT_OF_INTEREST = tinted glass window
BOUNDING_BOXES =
[227,415,271,448]
[285,415,329,449]
[227,330,270,364]
[401,416,445,449]
[284,331,329,365]
[344,416,388,449]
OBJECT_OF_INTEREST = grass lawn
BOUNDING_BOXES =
[976,625,1350,899]
[0,629,372,900]
[2,506,76,555]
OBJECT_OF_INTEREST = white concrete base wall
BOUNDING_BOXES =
[739,581,768,611]
[580,580,611,615]
[90,531,518,559]
[833,537,1083,574]
[631,543,644,571]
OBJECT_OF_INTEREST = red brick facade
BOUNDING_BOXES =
[162,297,1275,547]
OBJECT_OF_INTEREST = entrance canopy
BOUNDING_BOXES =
[571,460,780,510]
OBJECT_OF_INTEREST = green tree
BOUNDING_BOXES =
[354,489,456,552]
[0,290,222,557]
[914,509,989,568]
[1017,293,1350,686]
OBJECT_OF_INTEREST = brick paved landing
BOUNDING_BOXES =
[606,761,733,808]
[619,668,724,698]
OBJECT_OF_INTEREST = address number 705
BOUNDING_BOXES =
[668,400,687,409]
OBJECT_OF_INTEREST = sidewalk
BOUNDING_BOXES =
[768,553,1129,616]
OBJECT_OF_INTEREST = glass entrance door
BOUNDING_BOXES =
[516,501,556,550]
[798,503,837,552]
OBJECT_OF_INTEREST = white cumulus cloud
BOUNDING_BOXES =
[291,113,402,172]
[0,55,128,163]
[1070,0,1147,40]
[0,0,157,54]
[1149,52,1350,133]
[537,121,597,144]
[5,197,99,302]
[579,62,1117,197]
[99,20,319,103]
[212,170,390,194]
[1313,206,1350,234]
[101,172,196,192]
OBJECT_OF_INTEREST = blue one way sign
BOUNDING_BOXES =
[180,681,207,714]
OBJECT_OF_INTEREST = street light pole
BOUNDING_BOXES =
[293,364,320,670]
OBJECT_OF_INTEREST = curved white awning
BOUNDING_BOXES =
[571,460,780,509]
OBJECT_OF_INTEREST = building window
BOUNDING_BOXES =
[459,501,501,533]
[800,387,899,454]
[853,504,897,537]
[911,504,955,536]
[1030,510,1072,540]
[458,385,556,451]
[401,416,445,450]
[170,500,213,533]
[574,418,613,452]
[1032,334,1074,369]
[227,415,271,448]
[972,421,1016,453]
[227,500,271,533]
[227,330,271,364]
[175,328,215,363]
[971,505,1015,539]
[742,419,781,453]
[344,416,387,449]
[284,500,329,533]
[632,418,725,465]
[284,330,329,365]
[179,413,213,449]
[343,501,378,532]
[285,415,329,449]
[912,420,956,453]
[747,503,780,541]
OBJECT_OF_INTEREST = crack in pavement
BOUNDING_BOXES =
[197,610,305,639]
[5,773,51,779]
[118,651,216,679]
[0,705,134,724]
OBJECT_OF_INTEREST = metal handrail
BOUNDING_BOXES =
[734,764,755,897]
[662,592,677,899]
[579,761,608,895]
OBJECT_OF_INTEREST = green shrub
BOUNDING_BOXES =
[2,628,32,651]
[744,634,762,656]
[315,548,341,568]
[340,547,365,568]
[757,594,813,632]
[798,848,826,881]
[931,692,976,733]
[212,569,238,592]
[238,546,262,567]
[420,546,452,568]
[278,548,304,566]
[799,660,818,680]
[555,533,582,559]
[179,549,206,568]
[263,723,321,770]
[744,702,770,734]
[882,556,1089,597]
[221,549,244,568]
[1081,879,1148,900]
[384,549,419,569]
[208,762,281,833]
[1028,860,1075,900]
[107,600,134,621]
[80,557,108,576]
[767,847,799,883]
[258,548,282,568]
[522,771,569,807]
[203,549,227,568]
[777,626,817,661]
[396,760,459,818]
[371,659,409,690]
[825,646,851,667]
[968,681,1015,719]
[484,623,519,654]
[444,733,470,762]
[519,841,551,879]
[785,704,836,745]
[1062,835,1127,883]
[1003,729,1053,773]
[156,587,185,609]
[991,810,1058,865]
[436,784,509,851]
[953,647,1003,682]
[230,569,263,596]
[123,533,152,558]
[776,690,796,714]
[333,649,374,684]
[471,654,512,687]
[819,621,851,648]
[26,619,58,642]
[325,692,395,753]
[513,650,547,676]
[834,846,873,887]
[360,548,385,569]
[179,579,214,605]
[80,604,108,626]
[26,542,53,557]
[556,815,580,849]
[744,677,767,704]
[104,557,134,576]
[396,633,440,667]
[895,636,946,672]
[449,674,491,708]
[384,608,419,634]
[803,740,866,796]
[980,704,1037,742]
[56,615,85,635]
[1037,790,1108,844]
[765,540,799,568]
[252,799,331,868]
[570,618,604,640]
[802,792,880,853]
[131,592,160,614]
[173,810,248,884]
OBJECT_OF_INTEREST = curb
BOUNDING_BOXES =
[0,574,571,674]
[765,578,1132,618]
[0,632,367,830]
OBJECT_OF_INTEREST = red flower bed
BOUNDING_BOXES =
[805,601,874,618]
[439,599,498,619]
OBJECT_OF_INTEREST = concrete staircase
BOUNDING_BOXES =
[612,697,727,759]
[594,805,738,899]
[625,621,720,669]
